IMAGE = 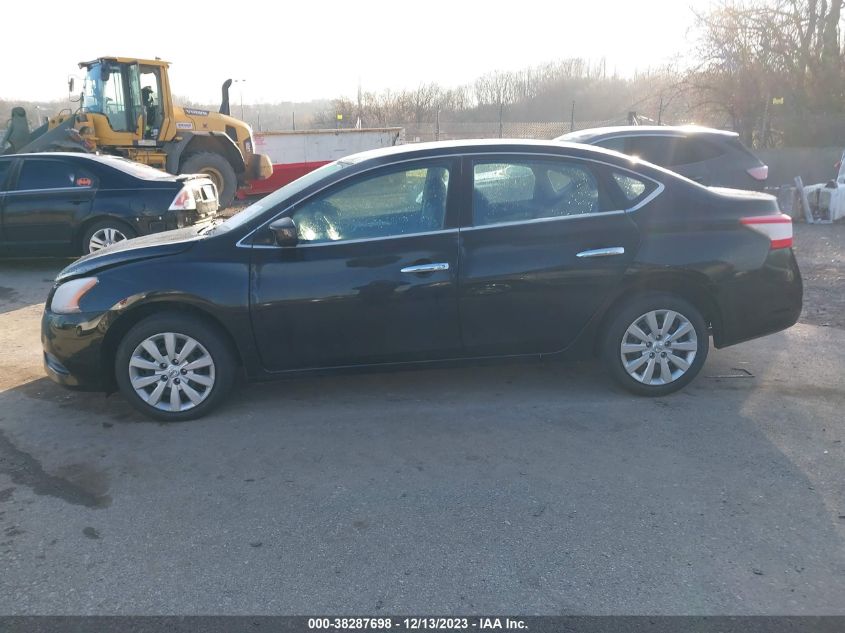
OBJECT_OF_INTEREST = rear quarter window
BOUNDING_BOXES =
[611,171,659,207]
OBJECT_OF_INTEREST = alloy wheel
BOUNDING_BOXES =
[88,227,128,252]
[128,332,216,412]
[619,309,698,386]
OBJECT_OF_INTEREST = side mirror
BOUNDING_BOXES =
[68,77,75,94]
[269,217,298,247]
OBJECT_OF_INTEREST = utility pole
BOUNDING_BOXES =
[436,107,440,142]
[570,100,575,133]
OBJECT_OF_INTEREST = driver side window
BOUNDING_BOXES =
[291,163,451,244]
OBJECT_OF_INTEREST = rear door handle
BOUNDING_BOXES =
[576,247,625,258]
[400,262,450,273]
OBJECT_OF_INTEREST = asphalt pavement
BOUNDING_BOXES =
[0,258,843,614]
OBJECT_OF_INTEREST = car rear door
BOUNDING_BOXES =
[458,154,644,357]
[1,157,96,247]
[248,157,463,371]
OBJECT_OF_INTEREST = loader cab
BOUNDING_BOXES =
[80,58,172,142]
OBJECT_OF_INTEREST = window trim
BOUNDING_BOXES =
[236,151,663,249]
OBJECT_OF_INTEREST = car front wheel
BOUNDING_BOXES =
[602,293,709,396]
[115,313,235,421]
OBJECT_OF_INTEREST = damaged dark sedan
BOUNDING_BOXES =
[42,140,802,421]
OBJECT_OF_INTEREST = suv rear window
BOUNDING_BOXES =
[669,137,725,166]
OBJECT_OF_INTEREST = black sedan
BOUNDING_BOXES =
[41,140,802,421]
[0,152,218,256]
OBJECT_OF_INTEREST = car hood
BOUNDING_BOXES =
[56,226,207,281]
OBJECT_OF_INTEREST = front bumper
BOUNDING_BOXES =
[41,308,110,390]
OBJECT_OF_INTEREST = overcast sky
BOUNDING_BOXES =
[2,0,714,104]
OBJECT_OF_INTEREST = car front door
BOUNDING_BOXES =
[458,155,645,357]
[249,158,463,371]
[1,157,96,248]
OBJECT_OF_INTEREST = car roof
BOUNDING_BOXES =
[2,152,131,164]
[558,125,740,143]
[340,138,627,165]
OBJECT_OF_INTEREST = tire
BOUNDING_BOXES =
[115,312,235,421]
[180,151,238,208]
[601,292,709,397]
[80,219,137,255]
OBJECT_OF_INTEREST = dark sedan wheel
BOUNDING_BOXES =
[602,293,708,396]
[82,220,137,254]
[115,313,235,421]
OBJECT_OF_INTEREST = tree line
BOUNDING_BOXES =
[3,1,845,148]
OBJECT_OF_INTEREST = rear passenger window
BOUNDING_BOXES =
[596,138,626,153]
[473,160,608,226]
[624,136,673,165]
[669,138,725,166]
[16,160,93,190]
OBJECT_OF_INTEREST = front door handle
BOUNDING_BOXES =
[400,262,450,273]
[576,247,625,258]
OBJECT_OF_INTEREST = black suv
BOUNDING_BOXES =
[557,126,768,189]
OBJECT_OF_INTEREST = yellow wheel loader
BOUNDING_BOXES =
[14,57,272,206]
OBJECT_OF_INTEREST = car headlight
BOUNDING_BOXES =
[51,277,98,314]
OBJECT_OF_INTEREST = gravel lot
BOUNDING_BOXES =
[0,222,843,614]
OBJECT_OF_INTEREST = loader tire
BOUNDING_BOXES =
[180,152,238,208]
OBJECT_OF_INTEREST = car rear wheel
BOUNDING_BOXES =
[602,293,709,396]
[115,313,235,421]
[81,220,136,255]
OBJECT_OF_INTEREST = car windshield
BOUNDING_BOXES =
[212,160,352,234]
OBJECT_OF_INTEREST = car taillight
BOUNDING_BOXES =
[169,187,197,211]
[740,214,792,249]
[747,165,769,181]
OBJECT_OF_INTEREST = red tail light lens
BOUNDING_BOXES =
[746,165,769,181]
[169,187,197,211]
[740,214,793,249]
